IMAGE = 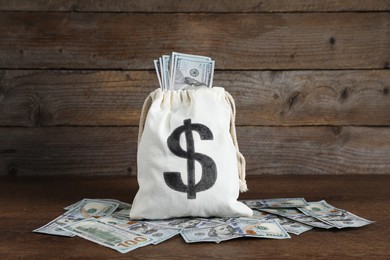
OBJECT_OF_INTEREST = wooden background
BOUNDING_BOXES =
[0,1,389,176]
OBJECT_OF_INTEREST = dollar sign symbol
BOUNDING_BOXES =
[164,119,217,199]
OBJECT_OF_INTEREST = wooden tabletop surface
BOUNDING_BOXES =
[1,174,389,259]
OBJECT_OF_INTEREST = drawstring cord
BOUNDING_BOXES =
[225,91,248,192]
[138,93,153,144]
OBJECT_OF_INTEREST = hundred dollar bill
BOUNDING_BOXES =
[169,52,211,80]
[241,198,307,209]
[260,208,334,229]
[298,200,373,229]
[64,198,129,211]
[154,60,162,89]
[62,218,154,253]
[33,215,76,237]
[171,57,214,90]
[147,217,221,230]
[299,200,345,216]
[236,219,291,239]
[111,207,131,219]
[207,217,235,224]
[180,222,243,243]
[247,210,313,235]
[98,216,180,245]
[162,55,171,90]
[34,199,119,236]
[153,52,215,90]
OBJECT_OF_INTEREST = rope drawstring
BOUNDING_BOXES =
[138,93,153,144]
[225,91,248,193]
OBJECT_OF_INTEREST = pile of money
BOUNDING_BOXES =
[154,52,215,90]
[33,198,373,254]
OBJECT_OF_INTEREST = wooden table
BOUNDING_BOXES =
[1,175,389,259]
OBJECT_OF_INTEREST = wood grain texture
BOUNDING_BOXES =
[0,0,389,12]
[0,12,388,69]
[242,126,390,175]
[0,127,137,176]
[1,70,389,127]
[0,126,389,176]
[0,175,389,259]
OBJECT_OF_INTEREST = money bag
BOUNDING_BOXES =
[130,87,253,219]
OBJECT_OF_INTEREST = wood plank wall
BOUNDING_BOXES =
[0,1,389,176]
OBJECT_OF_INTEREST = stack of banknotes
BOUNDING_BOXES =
[33,198,373,254]
[154,52,215,90]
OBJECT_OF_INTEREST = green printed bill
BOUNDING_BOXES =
[260,208,334,229]
[298,200,374,229]
[180,219,291,243]
[64,198,131,211]
[145,217,224,230]
[154,52,214,90]
[33,199,119,237]
[247,209,313,235]
[241,198,308,209]
[236,219,291,239]
[98,216,181,245]
[180,222,243,243]
[62,218,154,253]
[33,197,374,253]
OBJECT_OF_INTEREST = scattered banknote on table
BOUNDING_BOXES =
[242,198,308,209]
[62,218,154,253]
[33,197,373,254]
[236,219,291,239]
[154,52,215,90]
[248,209,313,235]
[181,222,243,243]
[33,199,119,237]
[298,200,374,228]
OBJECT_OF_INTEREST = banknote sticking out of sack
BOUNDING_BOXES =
[130,87,253,220]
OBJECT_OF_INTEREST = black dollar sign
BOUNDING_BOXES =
[164,119,217,199]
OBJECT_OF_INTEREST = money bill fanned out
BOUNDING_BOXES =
[154,59,163,89]
[248,209,313,235]
[63,198,130,211]
[180,222,243,243]
[260,208,335,229]
[34,197,374,253]
[154,52,215,90]
[241,198,308,209]
[236,219,291,239]
[298,200,374,229]
[98,216,181,245]
[62,218,154,253]
[147,217,222,230]
[34,199,119,237]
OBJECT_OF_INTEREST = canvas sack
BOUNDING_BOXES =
[130,87,253,219]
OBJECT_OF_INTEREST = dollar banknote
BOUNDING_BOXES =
[180,222,243,243]
[170,55,214,90]
[32,215,76,237]
[236,219,291,239]
[98,216,181,245]
[154,59,163,89]
[64,198,130,211]
[34,197,374,252]
[147,217,222,230]
[153,52,215,90]
[298,200,373,229]
[247,209,313,235]
[34,199,119,236]
[241,198,307,209]
[260,208,334,229]
[62,218,154,253]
